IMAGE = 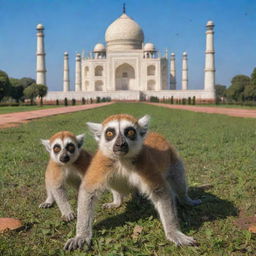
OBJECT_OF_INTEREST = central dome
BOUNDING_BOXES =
[105,13,144,51]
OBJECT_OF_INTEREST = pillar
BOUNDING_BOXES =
[182,52,188,90]
[204,21,215,91]
[170,53,176,89]
[63,52,70,92]
[75,53,81,92]
[36,24,46,85]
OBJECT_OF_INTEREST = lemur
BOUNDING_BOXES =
[40,131,92,222]
[64,114,201,250]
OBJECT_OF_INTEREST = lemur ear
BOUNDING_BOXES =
[76,134,85,148]
[41,139,51,152]
[138,115,151,136]
[86,122,103,142]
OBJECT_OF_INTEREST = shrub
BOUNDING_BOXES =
[150,96,159,102]
[82,97,86,105]
[64,97,68,106]
[96,97,101,103]
[171,96,174,104]
[90,98,93,104]
[72,99,76,105]
[192,96,196,105]
[182,98,186,105]
[56,99,59,105]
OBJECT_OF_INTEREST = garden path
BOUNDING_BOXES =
[147,103,256,118]
[0,102,113,129]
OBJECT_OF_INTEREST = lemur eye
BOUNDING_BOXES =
[53,144,61,153]
[107,131,113,137]
[105,128,116,141]
[66,143,75,153]
[125,127,137,140]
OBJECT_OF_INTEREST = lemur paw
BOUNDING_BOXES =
[39,202,54,208]
[102,202,121,209]
[62,212,76,222]
[64,236,91,251]
[167,231,197,246]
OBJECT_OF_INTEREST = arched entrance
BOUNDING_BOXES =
[115,63,135,90]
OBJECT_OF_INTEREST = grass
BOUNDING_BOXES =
[0,105,61,114]
[0,102,255,255]
[196,104,256,109]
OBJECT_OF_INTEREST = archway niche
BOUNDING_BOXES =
[95,80,103,91]
[115,63,135,90]
[147,80,156,90]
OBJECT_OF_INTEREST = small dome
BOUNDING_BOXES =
[105,13,144,50]
[171,52,175,56]
[94,43,106,52]
[37,24,44,30]
[64,51,68,56]
[183,51,187,56]
[206,20,214,26]
[144,43,155,52]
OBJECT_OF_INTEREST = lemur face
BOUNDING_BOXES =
[87,114,150,159]
[41,131,84,165]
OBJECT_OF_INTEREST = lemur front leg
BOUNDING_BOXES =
[51,186,75,222]
[102,189,123,209]
[64,185,98,251]
[39,185,55,208]
[150,185,196,246]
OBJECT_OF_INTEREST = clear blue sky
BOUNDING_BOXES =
[0,0,256,91]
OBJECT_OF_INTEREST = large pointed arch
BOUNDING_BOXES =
[115,63,135,90]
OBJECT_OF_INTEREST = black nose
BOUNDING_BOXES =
[60,154,70,163]
[113,135,128,153]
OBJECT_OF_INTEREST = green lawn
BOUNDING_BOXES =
[0,103,255,255]
[196,104,256,109]
[0,105,61,114]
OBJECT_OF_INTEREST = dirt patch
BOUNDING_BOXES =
[147,103,256,118]
[0,103,113,129]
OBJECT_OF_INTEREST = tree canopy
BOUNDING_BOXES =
[19,77,36,89]
[9,78,24,103]
[0,70,10,102]
[37,84,48,105]
[23,83,39,105]
[226,75,250,101]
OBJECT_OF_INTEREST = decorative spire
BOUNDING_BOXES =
[123,3,126,14]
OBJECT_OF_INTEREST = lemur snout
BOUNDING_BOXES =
[113,134,128,154]
[60,154,70,163]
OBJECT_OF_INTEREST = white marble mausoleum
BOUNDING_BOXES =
[37,7,216,102]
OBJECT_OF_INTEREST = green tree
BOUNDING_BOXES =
[19,77,36,89]
[250,68,256,86]
[244,68,256,101]
[215,84,226,98]
[37,84,48,106]
[9,78,24,103]
[23,83,39,105]
[226,75,250,102]
[0,70,10,102]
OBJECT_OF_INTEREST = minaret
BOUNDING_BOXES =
[75,53,81,92]
[170,53,176,89]
[204,21,215,91]
[182,52,188,90]
[63,52,70,92]
[36,24,46,85]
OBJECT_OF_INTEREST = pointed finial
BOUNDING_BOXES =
[123,3,126,13]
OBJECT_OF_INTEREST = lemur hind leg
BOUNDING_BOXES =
[168,160,201,207]
[149,185,196,246]
[102,189,123,209]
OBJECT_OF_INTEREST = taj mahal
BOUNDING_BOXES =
[37,6,216,102]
